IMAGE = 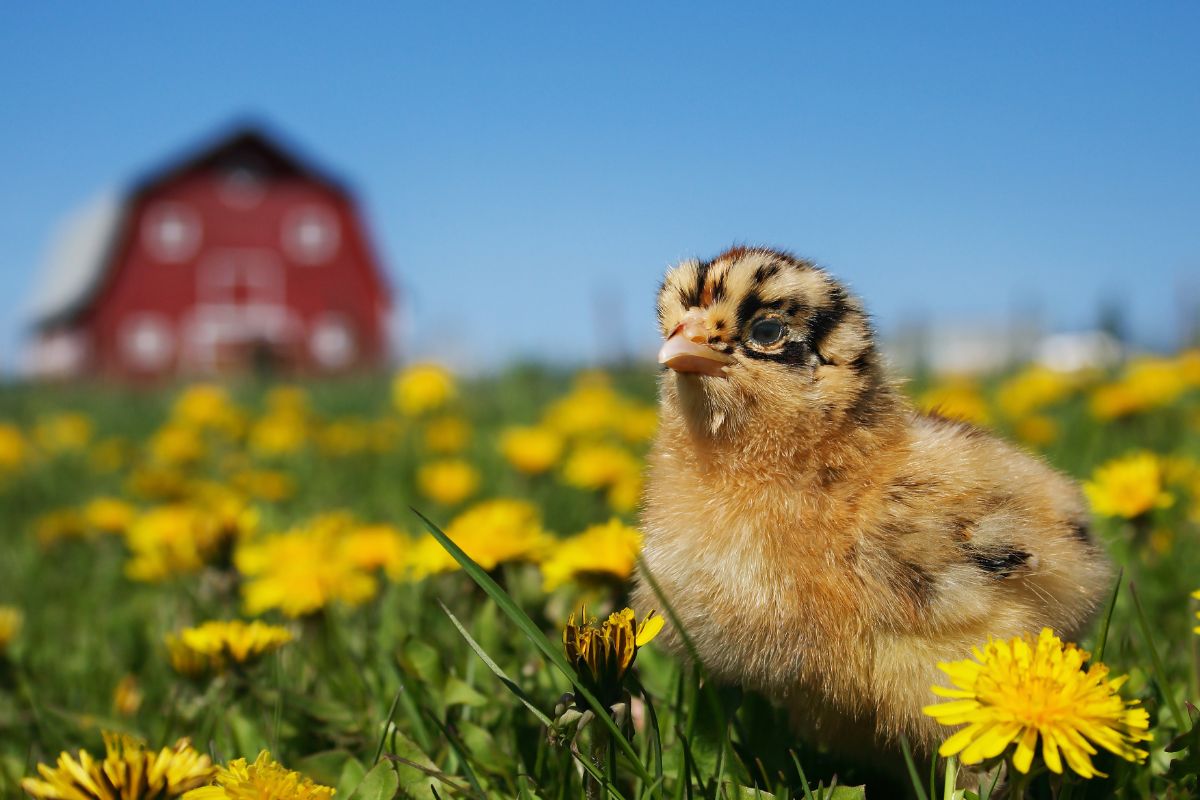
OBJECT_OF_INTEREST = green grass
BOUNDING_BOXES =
[0,363,1198,799]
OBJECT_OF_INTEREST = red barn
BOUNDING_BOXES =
[26,126,394,379]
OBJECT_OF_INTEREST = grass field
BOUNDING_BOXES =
[0,355,1198,799]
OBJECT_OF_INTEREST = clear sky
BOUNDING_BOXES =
[1,3,1197,371]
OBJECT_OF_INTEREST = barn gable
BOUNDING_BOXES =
[27,124,394,378]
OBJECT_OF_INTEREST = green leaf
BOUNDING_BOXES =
[443,676,489,708]
[825,788,867,800]
[338,759,369,798]
[402,640,442,684]
[346,761,400,800]
[457,720,509,772]
[388,729,453,800]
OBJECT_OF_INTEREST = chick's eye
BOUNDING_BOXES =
[749,318,785,346]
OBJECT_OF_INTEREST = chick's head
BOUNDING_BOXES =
[656,247,891,456]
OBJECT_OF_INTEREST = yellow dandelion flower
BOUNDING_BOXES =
[124,505,227,582]
[84,496,137,535]
[423,415,471,453]
[34,411,93,454]
[393,363,456,416]
[172,384,243,435]
[0,422,28,471]
[1091,356,1190,419]
[923,628,1151,778]
[919,378,991,425]
[1179,349,1200,386]
[182,751,334,800]
[1013,415,1059,448]
[342,523,409,575]
[543,372,623,438]
[417,459,480,505]
[563,607,662,703]
[248,411,308,456]
[0,606,22,653]
[499,425,564,475]
[618,404,659,443]
[150,424,207,466]
[541,519,642,590]
[236,523,377,617]
[167,620,292,674]
[22,732,215,799]
[1083,451,1174,519]
[562,442,642,491]
[997,366,1081,418]
[408,498,549,578]
[113,674,143,717]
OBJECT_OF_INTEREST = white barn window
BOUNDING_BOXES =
[142,202,201,263]
[283,205,340,264]
[120,313,175,370]
[309,313,357,369]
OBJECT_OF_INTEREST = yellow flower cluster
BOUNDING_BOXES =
[183,751,334,800]
[393,362,456,416]
[418,458,481,505]
[499,425,564,475]
[22,732,215,799]
[236,514,381,617]
[20,734,329,800]
[919,378,991,426]
[1091,353,1200,421]
[1084,451,1174,520]
[563,607,663,702]
[541,518,642,590]
[166,620,293,676]
[924,628,1150,778]
[1193,589,1200,635]
[409,498,550,578]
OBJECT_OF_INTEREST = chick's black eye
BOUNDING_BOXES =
[749,318,785,346]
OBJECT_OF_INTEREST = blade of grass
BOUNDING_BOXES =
[1094,567,1123,662]
[373,687,404,764]
[899,735,930,800]
[439,600,553,727]
[788,751,816,800]
[413,508,652,784]
[1129,581,1187,730]
[942,756,958,800]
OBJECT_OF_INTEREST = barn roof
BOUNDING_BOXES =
[29,124,354,330]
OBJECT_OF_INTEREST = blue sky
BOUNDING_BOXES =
[1,3,1197,370]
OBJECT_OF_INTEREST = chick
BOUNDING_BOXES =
[633,246,1111,766]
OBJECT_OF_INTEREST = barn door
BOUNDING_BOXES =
[184,249,297,373]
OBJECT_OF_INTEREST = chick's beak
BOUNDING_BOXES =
[658,309,733,377]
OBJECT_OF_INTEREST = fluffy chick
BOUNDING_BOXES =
[633,246,1111,765]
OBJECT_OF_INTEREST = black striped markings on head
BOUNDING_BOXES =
[968,547,1031,578]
